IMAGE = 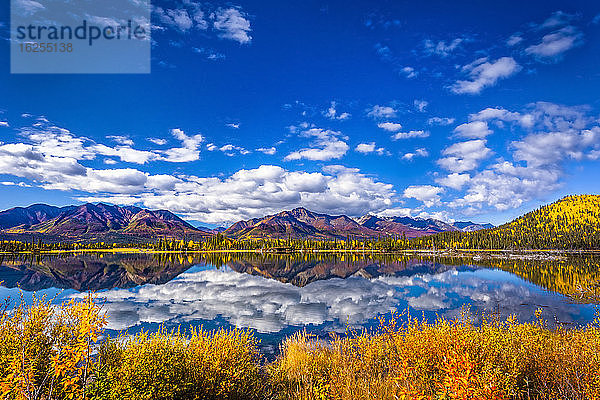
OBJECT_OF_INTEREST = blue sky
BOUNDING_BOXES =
[1,0,600,227]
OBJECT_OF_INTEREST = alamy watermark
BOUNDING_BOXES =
[11,0,151,74]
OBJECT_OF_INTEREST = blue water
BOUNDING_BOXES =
[1,257,597,356]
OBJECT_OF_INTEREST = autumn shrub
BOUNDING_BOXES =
[87,327,266,400]
[270,311,600,400]
[0,293,106,400]
[1,295,599,400]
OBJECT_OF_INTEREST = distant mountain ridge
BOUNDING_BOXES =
[224,207,493,240]
[0,203,208,240]
[0,203,494,241]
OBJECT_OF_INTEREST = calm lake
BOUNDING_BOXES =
[1,252,599,355]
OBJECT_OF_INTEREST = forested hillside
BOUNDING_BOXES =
[411,195,600,250]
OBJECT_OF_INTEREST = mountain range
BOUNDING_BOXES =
[0,203,493,241]
[223,207,492,239]
[0,203,208,241]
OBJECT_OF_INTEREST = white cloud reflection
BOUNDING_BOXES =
[67,265,596,334]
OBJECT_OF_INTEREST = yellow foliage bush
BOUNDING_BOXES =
[1,295,600,400]
[0,293,105,400]
[270,312,600,400]
[88,327,265,400]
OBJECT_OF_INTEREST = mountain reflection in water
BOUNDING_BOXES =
[0,252,598,343]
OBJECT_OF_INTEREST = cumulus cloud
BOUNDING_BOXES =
[285,128,349,161]
[355,143,386,155]
[450,57,521,95]
[402,148,429,161]
[148,138,167,145]
[324,101,351,121]
[256,147,276,155]
[403,185,444,207]
[506,34,523,46]
[401,66,417,79]
[79,165,395,224]
[437,140,492,173]
[469,107,535,129]
[525,26,583,61]
[162,128,204,162]
[428,117,455,126]
[107,135,134,146]
[212,7,252,44]
[367,105,397,119]
[155,7,195,31]
[377,122,403,132]
[90,144,160,164]
[453,121,493,139]
[391,130,429,140]
[449,103,600,211]
[414,100,428,112]
[538,11,576,30]
[435,173,471,190]
[423,38,464,57]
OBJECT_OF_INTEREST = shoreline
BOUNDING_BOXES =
[1,248,599,260]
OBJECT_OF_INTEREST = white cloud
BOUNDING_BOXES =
[427,117,455,126]
[80,165,395,224]
[377,122,403,132]
[212,7,252,44]
[449,103,600,212]
[507,34,523,46]
[512,128,600,167]
[367,105,397,119]
[107,135,134,146]
[226,123,240,129]
[90,144,160,164]
[401,66,417,79]
[162,128,204,162]
[211,143,250,156]
[450,57,521,95]
[148,138,167,145]
[402,148,429,161]
[435,173,471,190]
[539,11,575,30]
[453,121,493,139]
[414,100,428,112]
[469,107,534,129]
[355,143,386,155]
[256,147,276,155]
[525,26,583,61]
[423,38,463,57]
[437,140,492,173]
[403,185,444,207]
[324,101,351,121]
[392,130,429,140]
[155,7,194,31]
[285,128,349,161]
[0,121,9,127]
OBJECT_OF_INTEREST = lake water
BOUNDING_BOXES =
[1,252,598,355]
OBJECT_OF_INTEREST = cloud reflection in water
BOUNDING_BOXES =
[71,265,596,333]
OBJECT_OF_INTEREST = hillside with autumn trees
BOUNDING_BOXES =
[407,195,600,250]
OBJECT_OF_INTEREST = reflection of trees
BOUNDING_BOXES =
[479,256,600,300]
[1,252,599,301]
